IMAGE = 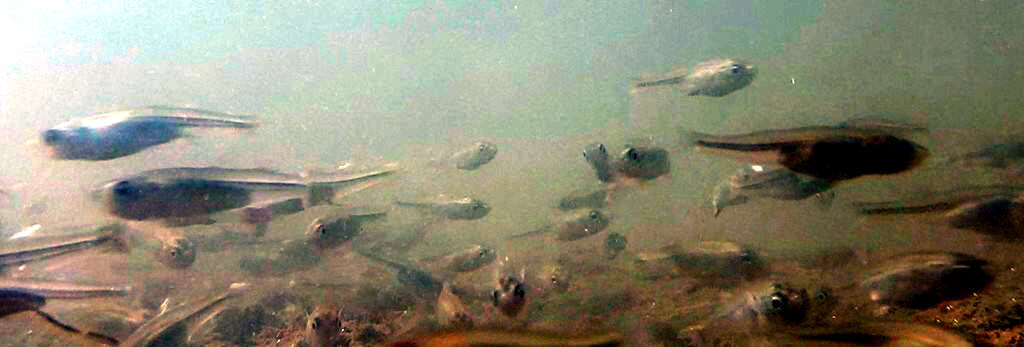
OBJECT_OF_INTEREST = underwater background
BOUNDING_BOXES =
[1,0,1023,345]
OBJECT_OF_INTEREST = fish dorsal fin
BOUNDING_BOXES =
[836,115,929,135]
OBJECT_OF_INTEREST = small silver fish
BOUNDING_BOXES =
[632,58,756,97]
[120,282,249,347]
[0,278,132,299]
[852,184,1024,215]
[451,141,498,170]
[395,195,491,220]
[93,166,396,222]
[853,185,1024,237]
[0,223,130,267]
[42,106,258,161]
[711,166,834,217]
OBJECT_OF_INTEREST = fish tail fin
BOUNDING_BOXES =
[306,165,399,206]
[632,76,685,94]
[506,226,552,240]
[678,128,712,150]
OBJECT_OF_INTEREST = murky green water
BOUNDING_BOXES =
[2,1,1023,346]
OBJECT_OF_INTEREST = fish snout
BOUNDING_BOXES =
[306,218,327,239]
[41,129,64,145]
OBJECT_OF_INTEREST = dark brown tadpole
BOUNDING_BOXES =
[778,135,928,182]
[689,126,929,183]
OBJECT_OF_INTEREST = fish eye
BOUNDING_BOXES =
[316,224,327,235]
[42,130,64,144]
[491,290,501,303]
[478,144,487,152]
[312,317,321,330]
[731,65,742,74]
[769,295,786,309]
[169,249,177,257]
[513,284,525,298]
[599,144,606,153]
[589,211,600,219]
[112,181,137,197]
[627,148,639,161]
